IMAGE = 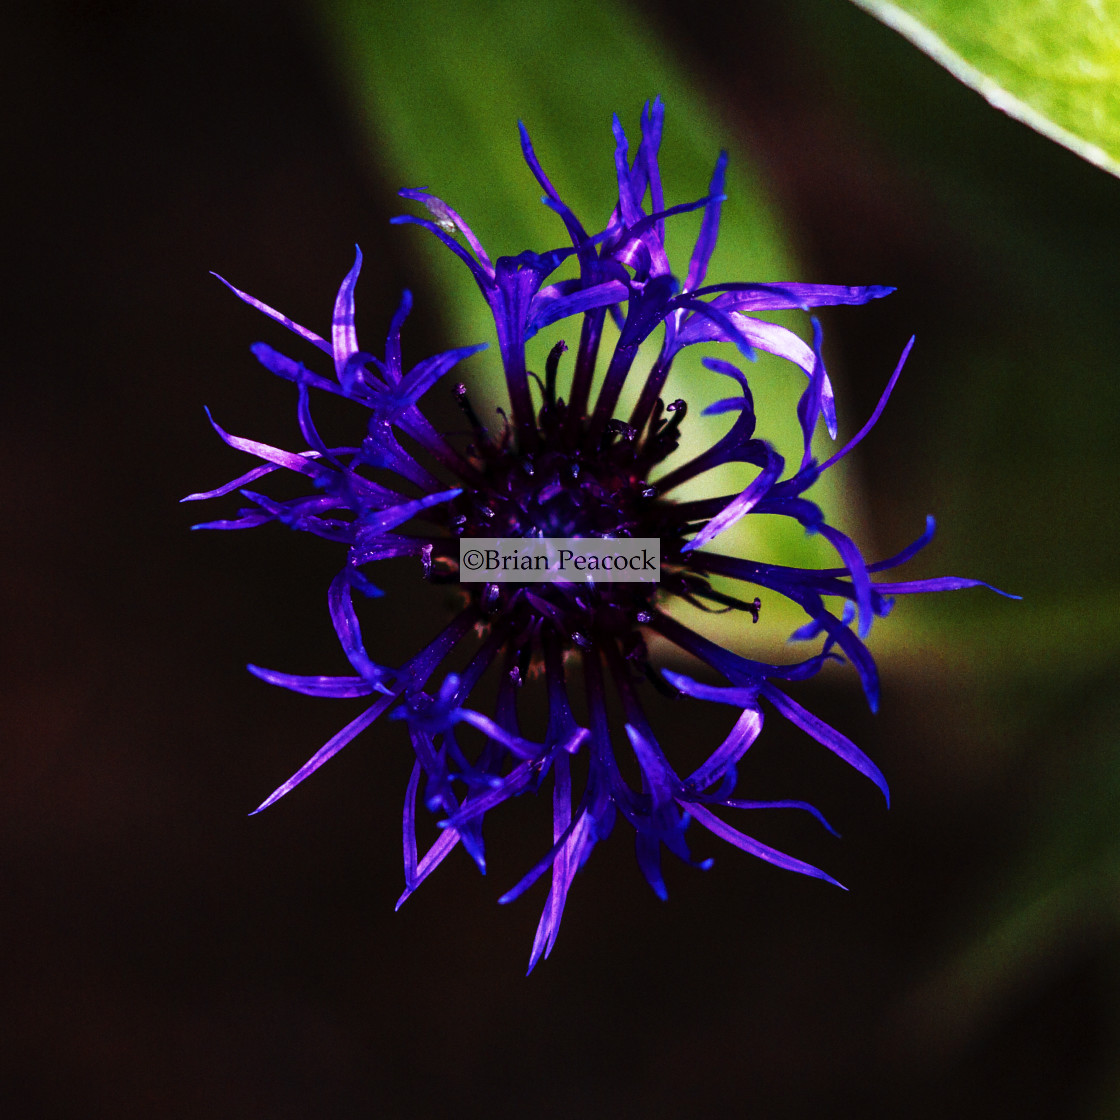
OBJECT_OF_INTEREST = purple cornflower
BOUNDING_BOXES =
[188,99,1013,971]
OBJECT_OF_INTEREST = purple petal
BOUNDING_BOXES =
[821,337,914,472]
[250,689,399,814]
[295,383,331,459]
[817,522,874,639]
[331,246,363,381]
[811,516,937,577]
[499,809,586,905]
[685,150,728,292]
[527,279,629,335]
[634,830,669,901]
[695,282,895,310]
[672,295,757,362]
[624,724,675,808]
[202,408,332,481]
[685,705,764,791]
[702,397,751,416]
[731,315,815,371]
[398,188,493,271]
[390,214,492,290]
[246,664,382,698]
[518,120,592,249]
[670,310,837,436]
[662,668,758,707]
[637,96,666,232]
[250,342,338,395]
[701,356,754,398]
[528,815,593,971]
[327,568,386,680]
[397,607,480,694]
[395,342,488,408]
[795,317,828,460]
[189,512,273,531]
[211,272,331,354]
[181,461,287,502]
[621,194,722,250]
[357,487,461,536]
[384,288,412,384]
[438,760,536,830]
[527,750,576,973]
[715,798,839,837]
[611,113,642,226]
[401,759,422,888]
[455,710,539,760]
[396,826,462,909]
[682,441,784,553]
[873,577,1021,598]
[761,683,889,803]
[683,801,845,888]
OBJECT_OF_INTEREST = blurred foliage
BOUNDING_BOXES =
[852,0,1120,178]
[898,678,1120,1116]
[808,3,1120,1111]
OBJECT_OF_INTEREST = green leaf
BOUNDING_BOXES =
[308,0,872,658]
[851,0,1120,178]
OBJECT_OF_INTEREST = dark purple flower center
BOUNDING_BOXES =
[441,351,695,654]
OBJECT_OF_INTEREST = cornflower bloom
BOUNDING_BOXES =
[188,99,1013,970]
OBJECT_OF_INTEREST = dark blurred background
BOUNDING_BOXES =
[4,0,1119,1116]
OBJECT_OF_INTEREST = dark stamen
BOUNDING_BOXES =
[454,383,487,435]
[663,399,688,437]
[544,339,568,410]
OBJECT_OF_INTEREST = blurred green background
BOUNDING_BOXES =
[4,0,1119,1116]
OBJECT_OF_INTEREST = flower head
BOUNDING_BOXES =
[188,98,1015,971]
